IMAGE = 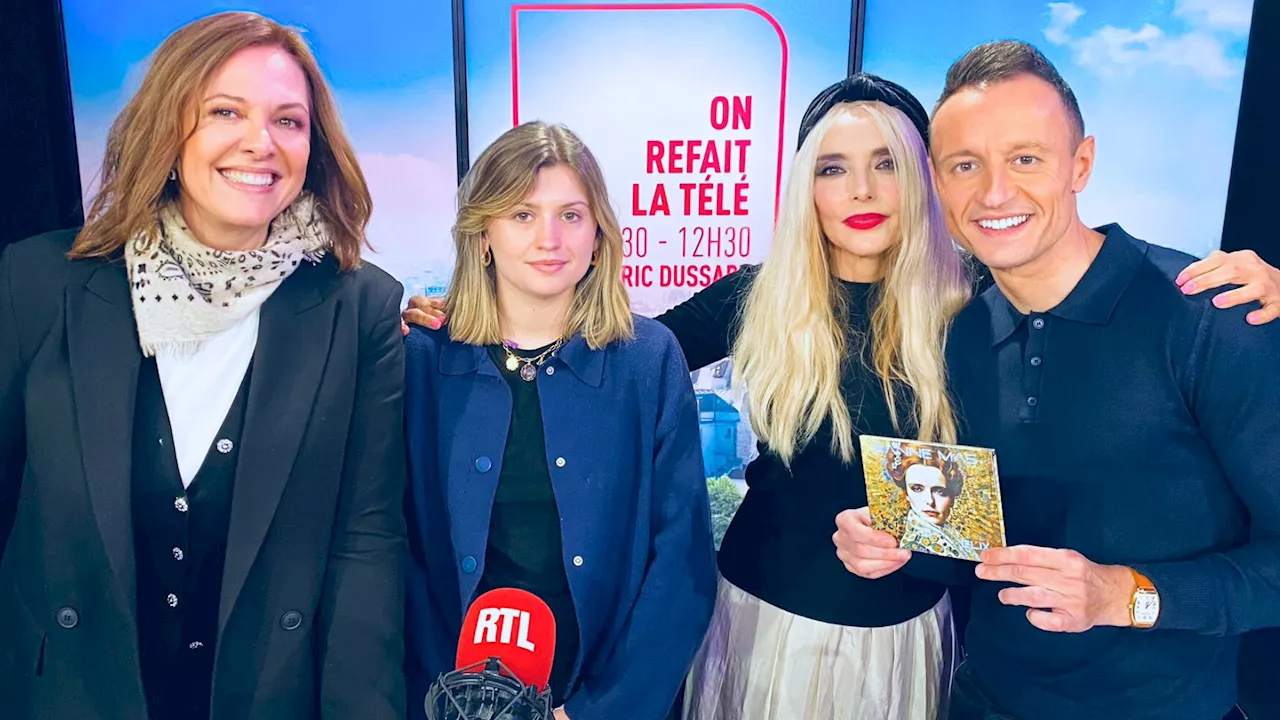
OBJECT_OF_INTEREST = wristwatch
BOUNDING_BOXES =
[1128,568,1160,628]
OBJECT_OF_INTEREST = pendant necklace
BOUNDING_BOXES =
[501,338,565,382]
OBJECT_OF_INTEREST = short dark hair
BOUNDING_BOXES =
[935,40,1085,146]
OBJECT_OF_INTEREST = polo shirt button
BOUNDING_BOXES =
[475,456,492,473]
[1032,318,1045,330]
[1027,397,1038,407]
[280,611,303,631]
[1030,356,1042,367]
[462,555,478,573]
[56,607,79,629]
[572,555,584,567]
[555,457,566,468]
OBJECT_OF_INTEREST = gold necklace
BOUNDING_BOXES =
[501,338,565,382]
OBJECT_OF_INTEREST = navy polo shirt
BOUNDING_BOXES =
[945,225,1280,720]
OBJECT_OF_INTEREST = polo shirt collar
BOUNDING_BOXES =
[983,224,1148,347]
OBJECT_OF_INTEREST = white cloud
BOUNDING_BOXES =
[1042,1,1245,81]
[1174,0,1254,34]
[1045,2,1086,45]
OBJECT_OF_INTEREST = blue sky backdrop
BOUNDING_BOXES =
[60,0,1253,282]
[863,0,1254,258]
[59,0,1254,490]
[61,0,458,290]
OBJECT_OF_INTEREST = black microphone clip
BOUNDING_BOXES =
[424,657,554,720]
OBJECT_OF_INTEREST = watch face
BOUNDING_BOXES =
[1134,592,1160,624]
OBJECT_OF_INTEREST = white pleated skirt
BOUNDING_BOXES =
[684,577,955,720]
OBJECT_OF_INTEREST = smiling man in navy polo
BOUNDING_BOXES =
[920,40,1280,720]
[832,39,1280,719]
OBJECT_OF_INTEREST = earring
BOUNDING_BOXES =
[481,247,492,267]
[590,249,599,266]
[169,168,177,181]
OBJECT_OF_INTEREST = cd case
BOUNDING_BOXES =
[859,435,1007,561]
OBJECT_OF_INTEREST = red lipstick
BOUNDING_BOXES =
[844,213,887,230]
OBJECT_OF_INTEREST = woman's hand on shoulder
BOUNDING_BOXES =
[1177,249,1280,325]
[400,296,447,336]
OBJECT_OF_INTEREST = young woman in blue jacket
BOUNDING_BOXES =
[402,121,717,720]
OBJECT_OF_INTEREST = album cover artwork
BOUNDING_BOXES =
[860,435,1006,561]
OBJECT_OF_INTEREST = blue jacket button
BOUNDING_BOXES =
[57,607,79,629]
[461,555,477,573]
[280,610,303,631]
[475,456,492,473]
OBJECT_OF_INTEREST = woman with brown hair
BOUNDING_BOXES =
[0,11,406,720]
[402,121,716,720]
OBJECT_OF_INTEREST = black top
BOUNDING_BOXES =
[132,357,251,720]
[944,225,1280,720]
[656,265,957,627]
[479,342,580,704]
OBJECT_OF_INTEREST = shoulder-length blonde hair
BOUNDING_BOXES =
[733,101,971,465]
[446,122,633,349]
[70,11,371,271]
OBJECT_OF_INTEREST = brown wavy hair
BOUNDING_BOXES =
[70,11,371,271]
[887,452,965,497]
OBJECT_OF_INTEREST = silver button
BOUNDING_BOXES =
[173,547,184,561]
[1030,356,1042,367]
[167,593,179,608]
[572,555,584,567]
[1027,397,1038,407]
[56,607,79,629]
[216,438,234,454]
[555,457,566,468]
[1032,318,1045,330]
[546,366,555,376]
[174,497,188,513]
[188,641,204,650]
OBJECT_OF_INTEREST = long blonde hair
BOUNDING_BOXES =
[446,122,633,349]
[70,11,371,271]
[732,101,970,465]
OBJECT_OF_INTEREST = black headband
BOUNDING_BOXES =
[796,72,931,150]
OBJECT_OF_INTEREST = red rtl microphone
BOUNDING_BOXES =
[424,588,558,720]
[456,587,557,690]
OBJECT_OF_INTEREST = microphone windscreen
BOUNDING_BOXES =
[456,587,557,691]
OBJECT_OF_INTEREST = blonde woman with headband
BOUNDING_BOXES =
[679,75,968,720]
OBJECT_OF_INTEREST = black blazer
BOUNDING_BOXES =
[0,230,408,719]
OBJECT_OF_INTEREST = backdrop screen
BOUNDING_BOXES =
[60,0,1254,544]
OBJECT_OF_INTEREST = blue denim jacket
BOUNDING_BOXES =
[403,315,716,720]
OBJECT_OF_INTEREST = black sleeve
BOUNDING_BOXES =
[653,265,758,371]
[1133,302,1280,635]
